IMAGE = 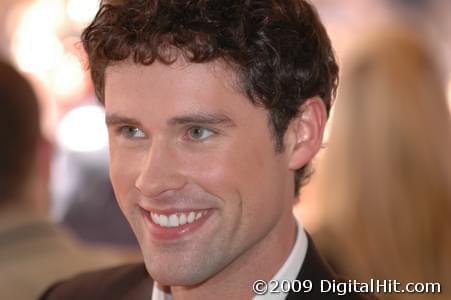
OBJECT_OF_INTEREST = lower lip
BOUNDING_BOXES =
[141,208,213,241]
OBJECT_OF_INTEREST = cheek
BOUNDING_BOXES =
[229,138,289,216]
[229,137,282,191]
[109,147,141,207]
[187,135,285,210]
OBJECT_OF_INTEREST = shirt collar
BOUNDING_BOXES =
[152,218,308,300]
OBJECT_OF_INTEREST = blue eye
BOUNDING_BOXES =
[188,127,214,141]
[120,126,146,139]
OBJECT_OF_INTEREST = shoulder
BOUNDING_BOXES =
[288,233,377,300]
[38,263,153,300]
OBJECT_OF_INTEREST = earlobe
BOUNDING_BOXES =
[287,97,327,170]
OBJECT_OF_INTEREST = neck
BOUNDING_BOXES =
[170,212,297,300]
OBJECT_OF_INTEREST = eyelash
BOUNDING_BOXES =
[117,126,146,139]
[184,126,216,142]
[114,125,217,142]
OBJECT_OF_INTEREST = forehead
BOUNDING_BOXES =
[103,59,256,119]
[105,58,239,96]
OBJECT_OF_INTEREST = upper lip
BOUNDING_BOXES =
[139,206,212,215]
[137,189,219,214]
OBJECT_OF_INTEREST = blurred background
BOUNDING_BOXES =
[0,0,449,255]
[0,1,450,299]
[0,0,139,247]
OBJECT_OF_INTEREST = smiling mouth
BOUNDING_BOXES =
[140,206,213,240]
[149,210,209,228]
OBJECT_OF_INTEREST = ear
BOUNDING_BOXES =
[286,97,327,170]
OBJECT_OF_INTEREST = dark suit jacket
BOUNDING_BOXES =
[39,235,374,300]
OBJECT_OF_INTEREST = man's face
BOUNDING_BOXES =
[105,60,296,286]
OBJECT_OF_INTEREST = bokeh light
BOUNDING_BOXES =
[12,0,65,76]
[57,105,108,153]
[67,0,100,26]
[51,52,86,98]
[13,31,64,75]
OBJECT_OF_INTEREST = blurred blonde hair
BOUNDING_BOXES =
[314,27,451,299]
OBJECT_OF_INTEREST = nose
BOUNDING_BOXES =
[135,138,186,197]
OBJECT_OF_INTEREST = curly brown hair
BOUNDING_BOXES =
[82,0,339,194]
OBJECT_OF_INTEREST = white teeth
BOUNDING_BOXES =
[150,213,160,224]
[150,213,159,223]
[150,210,206,228]
[187,212,195,223]
[159,215,169,227]
[179,214,187,225]
[168,214,179,227]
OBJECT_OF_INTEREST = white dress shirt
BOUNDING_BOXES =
[152,219,308,300]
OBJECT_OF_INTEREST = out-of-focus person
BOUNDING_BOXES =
[308,27,451,299]
[0,61,131,300]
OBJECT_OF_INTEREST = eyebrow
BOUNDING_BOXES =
[105,114,142,127]
[167,113,236,127]
[105,112,236,128]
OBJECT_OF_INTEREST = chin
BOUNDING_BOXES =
[147,268,208,287]
[142,257,217,287]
